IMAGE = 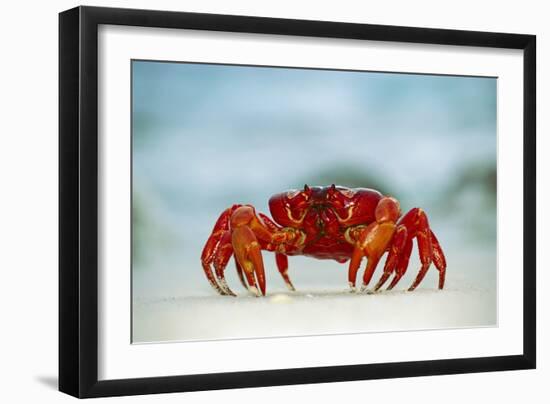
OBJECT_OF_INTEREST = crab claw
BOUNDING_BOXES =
[232,226,266,296]
[347,197,400,292]
[347,221,395,292]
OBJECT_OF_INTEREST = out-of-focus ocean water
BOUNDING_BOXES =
[131,61,497,342]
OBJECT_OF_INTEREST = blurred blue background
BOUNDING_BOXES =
[131,60,496,300]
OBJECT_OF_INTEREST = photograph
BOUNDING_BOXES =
[131,60,497,344]
[55,4,537,399]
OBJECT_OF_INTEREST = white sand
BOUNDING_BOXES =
[132,282,496,343]
[132,247,496,343]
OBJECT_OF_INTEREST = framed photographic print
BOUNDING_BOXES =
[59,6,536,398]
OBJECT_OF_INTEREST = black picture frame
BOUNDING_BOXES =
[59,5,536,398]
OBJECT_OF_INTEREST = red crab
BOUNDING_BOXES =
[201,185,446,296]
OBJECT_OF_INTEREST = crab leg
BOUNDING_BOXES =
[212,231,236,296]
[201,233,227,294]
[383,208,447,291]
[408,229,447,290]
[275,253,295,291]
[430,230,447,289]
[374,225,407,291]
[386,238,413,290]
[201,205,241,295]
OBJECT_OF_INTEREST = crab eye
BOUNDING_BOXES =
[302,184,313,199]
[327,186,356,210]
